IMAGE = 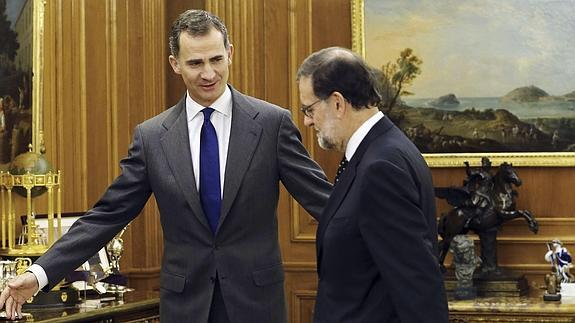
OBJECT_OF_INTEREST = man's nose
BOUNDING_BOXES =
[201,64,216,79]
[303,115,313,127]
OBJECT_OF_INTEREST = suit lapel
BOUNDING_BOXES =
[218,88,262,232]
[316,116,395,270]
[160,97,211,232]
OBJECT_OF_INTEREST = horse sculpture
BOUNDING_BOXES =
[435,158,538,275]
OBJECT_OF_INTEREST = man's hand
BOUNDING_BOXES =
[0,272,39,320]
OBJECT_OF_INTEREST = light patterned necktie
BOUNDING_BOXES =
[335,157,349,184]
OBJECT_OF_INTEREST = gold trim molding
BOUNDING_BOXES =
[350,0,364,58]
[425,152,575,168]
[32,0,46,153]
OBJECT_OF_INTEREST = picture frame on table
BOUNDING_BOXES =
[22,212,111,279]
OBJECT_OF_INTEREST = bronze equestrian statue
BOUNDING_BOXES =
[435,157,538,275]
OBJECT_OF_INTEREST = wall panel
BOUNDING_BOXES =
[42,0,166,291]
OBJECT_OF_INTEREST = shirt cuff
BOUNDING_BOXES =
[26,264,48,296]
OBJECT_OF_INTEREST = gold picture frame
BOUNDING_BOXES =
[351,0,575,167]
[31,0,46,155]
[0,0,45,169]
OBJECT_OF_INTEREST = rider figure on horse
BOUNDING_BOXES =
[435,158,538,274]
[463,157,494,227]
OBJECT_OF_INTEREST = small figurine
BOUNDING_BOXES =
[543,239,574,301]
[449,235,481,300]
[544,272,561,301]
[107,225,129,273]
[105,225,130,294]
[545,239,574,283]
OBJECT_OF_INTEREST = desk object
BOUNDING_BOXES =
[444,269,529,297]
[449,290,575,322]
[17,291,159,322]
[0,148,62,258]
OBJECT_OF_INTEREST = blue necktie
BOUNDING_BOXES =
[200,108,221,234]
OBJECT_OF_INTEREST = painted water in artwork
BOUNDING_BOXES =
[0,0,33,164]
[364,0,575,153]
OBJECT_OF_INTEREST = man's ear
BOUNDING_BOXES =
[227,44,234,65]
[168,55,181,74]
[333,91,347,117]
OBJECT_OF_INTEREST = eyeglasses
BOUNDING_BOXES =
[300,99,322,118]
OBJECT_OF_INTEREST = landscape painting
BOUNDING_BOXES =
[353,0,575,166]
[0,0,33,166]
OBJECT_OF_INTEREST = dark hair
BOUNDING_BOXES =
[297,47,381,109]
[169,9,230,57]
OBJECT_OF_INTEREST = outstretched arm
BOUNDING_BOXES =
[0,272,38,320]
[36,126,152,290]
[277,111,332,220]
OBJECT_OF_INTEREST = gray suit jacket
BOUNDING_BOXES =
[35,86,331,323]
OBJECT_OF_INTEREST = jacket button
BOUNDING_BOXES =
[210,276,216,284]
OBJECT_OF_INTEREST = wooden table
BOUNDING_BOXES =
[4,291,159,323]
[449,290,575,322]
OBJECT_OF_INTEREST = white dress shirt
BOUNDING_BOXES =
[29,87,233,292]
[345,111,384,161]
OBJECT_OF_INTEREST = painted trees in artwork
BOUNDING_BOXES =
[0,0,19,63]
[376,48,422,113]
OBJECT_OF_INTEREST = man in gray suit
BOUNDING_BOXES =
[0,10,331,322]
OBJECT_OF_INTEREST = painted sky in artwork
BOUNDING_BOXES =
[5,0,26,28]
[364,0,575,98]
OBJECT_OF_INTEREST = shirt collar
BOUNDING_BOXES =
[186,85,232,122]
[345,111,384,161]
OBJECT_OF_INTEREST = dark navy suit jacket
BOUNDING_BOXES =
[314,116,449,323]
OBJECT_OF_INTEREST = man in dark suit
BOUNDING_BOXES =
[0,10,331,322]
[297,47,448,323]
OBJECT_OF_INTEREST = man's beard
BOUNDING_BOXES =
[318,135,336,150]
[317,127,342,151]
[315,117,342,151]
